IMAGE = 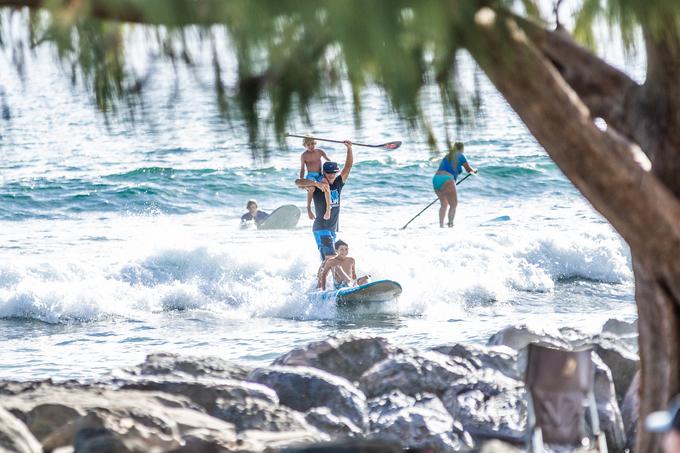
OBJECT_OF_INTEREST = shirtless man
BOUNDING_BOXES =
[317,240,369,290]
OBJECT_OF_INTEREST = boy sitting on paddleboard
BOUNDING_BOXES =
[317,240,370,290]
[299,135,332,221]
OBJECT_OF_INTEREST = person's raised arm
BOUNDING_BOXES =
[299,154,306,179]
[340,140,353,182]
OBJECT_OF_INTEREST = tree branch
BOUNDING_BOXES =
[465,7,680,273]
[511,12,639,136]
[0,0,223,26]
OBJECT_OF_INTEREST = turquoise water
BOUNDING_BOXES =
[0,50,636,381]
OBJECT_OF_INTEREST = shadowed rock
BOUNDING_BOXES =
[367,390,473,451]
[0,382,235,452]
[273,336,402,383]
[248,366,368,432]
[442,368,526,442]
[590,336,639,403]
[123,353,251,381]
[487,325,570,351]
[304,407,363,439]
[620,371,639,452]
[0,407,42,453]
[602,318,638,337]
[592,353,627,452]
[359,350,475,398]
[432,343,519,380]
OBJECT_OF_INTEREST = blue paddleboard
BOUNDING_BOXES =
[318,280,402,307]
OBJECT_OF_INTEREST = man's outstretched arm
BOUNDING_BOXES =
[340,140,353,182]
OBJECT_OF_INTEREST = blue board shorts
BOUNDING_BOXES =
[432,173,455,191]
[314,229,336,260]
[334,280,350,290]
[306,172,324,182]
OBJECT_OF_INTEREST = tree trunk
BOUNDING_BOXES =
[635,258,680,451]
[465,7,680,452]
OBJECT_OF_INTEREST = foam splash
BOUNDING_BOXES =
[0,226,631,324]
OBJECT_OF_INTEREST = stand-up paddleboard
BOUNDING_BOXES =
[332,280,402,307]
[257,205,301,230]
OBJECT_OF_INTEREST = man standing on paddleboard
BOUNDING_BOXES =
[295,139,353,260]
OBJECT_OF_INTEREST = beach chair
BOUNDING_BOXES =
[524,343,607,452]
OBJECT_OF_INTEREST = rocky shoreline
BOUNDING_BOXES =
[0,319,639,452]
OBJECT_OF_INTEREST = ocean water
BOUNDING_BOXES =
[0,46,638,381]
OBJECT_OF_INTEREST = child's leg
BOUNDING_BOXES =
[323,190,331,220]
[306,189,315,220]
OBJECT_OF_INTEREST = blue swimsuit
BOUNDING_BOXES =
[433,153,468,190]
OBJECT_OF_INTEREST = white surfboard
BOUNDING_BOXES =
[257,205,301,230]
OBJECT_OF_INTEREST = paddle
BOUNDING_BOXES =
[286,133,401,150]
[400,172,474,230]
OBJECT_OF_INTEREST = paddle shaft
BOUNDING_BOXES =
[400,172,473,230]
[286,133,399,149]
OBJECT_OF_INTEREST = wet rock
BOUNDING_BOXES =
[276,439,403,452]
[592,354,626,452]
[0,382,236,452]
[0,406,42,453]
[212,395,312,434]
[368,390,473,451]
[273,336,401,382]
[248,366,368,432]
[590,336,639,403]
[72,426,128,453]
[442,368,526,442]
[488,325,570,351]
[602,318,638,337]
[359,350,475,398]
[620,371,639,452]
[304,407,363,439]
[123,353,251,381]
[120,379,276,417]
[432,343,519,380]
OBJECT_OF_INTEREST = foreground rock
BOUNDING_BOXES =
[0,407,41,453]
[0,319,638,453]
[368,390,473,450]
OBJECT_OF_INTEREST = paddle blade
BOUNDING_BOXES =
[380,141,402,150]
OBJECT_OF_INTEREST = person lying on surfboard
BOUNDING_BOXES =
[299,135,332,221]
[240,199,269,228]
[317,240,370,290]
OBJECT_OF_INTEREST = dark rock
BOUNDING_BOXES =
[432,343,519,380]
[73,426,128,453]
[359,350,475,398]
[124,353,251,381]
[248,366,368,432]
[488,325,570,351]
[213,395,311,433]
[0,406,41,453]
[0,382,236,451]
[592,353,626,452]
[119,379,277,415]
[441,369,526,442]
[273,336,401,382]
[367,390,473,451]
[305,407,363,439]
[602,318,638,337]
[276,439,403,452]
[590,336,639,403]
[620,371,639,452]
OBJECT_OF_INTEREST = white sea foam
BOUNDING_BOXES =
[0,221,632,324]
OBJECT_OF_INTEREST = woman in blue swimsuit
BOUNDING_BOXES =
[432,142,477,227]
